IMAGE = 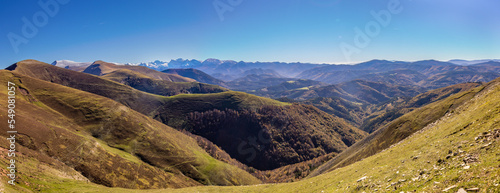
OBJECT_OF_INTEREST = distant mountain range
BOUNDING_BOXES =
[448,59,500,66]
[125,59,324,79]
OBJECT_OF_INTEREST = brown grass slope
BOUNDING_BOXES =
[82,60,195,82]
[7,60,366,173]
[162,68,227,87]
[309,79,488,177]
[102,69,228,96]
[360,82,483,133]
[7,60,166,115]
[0,70,261,190]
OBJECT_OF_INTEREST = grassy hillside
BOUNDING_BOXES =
[6,60,365,174]
[82,60,195,82]
[0,70,261,191]
[8,75,500,192]
[360,82,482,133]
[162,68,227,87]
[103,69,228,96]
[308,80,493,178]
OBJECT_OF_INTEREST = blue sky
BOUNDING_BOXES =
[0,0,499,68]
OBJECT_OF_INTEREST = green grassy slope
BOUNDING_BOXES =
[0,70,261,191]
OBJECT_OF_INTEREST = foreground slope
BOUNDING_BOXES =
[6,60,366,171]
[0,70,260,191]
[10,71,500,192]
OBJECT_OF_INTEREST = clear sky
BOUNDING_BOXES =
[1,0,499,69]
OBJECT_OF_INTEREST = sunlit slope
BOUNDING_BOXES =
[361,82,482,133]
[102,69,228,96]
[0,70,261,191]
[83,60,195,82]
[310,81,485,177]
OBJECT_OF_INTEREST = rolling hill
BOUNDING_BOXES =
[51,60,92,72]
[308,79,495,178]
[83,60,195,82]
[360,82,483,132]
[6,60,366,172]
[102,69,228,96]
[5,63,500,193]
[162,68,227,87]
[0,70,261,191]
[297,59,500,89]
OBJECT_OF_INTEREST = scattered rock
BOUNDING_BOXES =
[446,155,452,159]
[466,187,479,191]
[456,188,467,193]
[481,142,492,149]
[463,165,470,170]
[463,154,478,164]
[357,176,367,182]
[442,185,457,192]
[412,156,419,160]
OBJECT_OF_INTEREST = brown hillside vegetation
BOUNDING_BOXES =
[183,104,366,170]
[181,130,338,183]
[6,60,366,173]
[0,70,260,190]
[82,60,195,82]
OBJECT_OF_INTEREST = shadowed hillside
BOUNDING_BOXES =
[0,70,261,190]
